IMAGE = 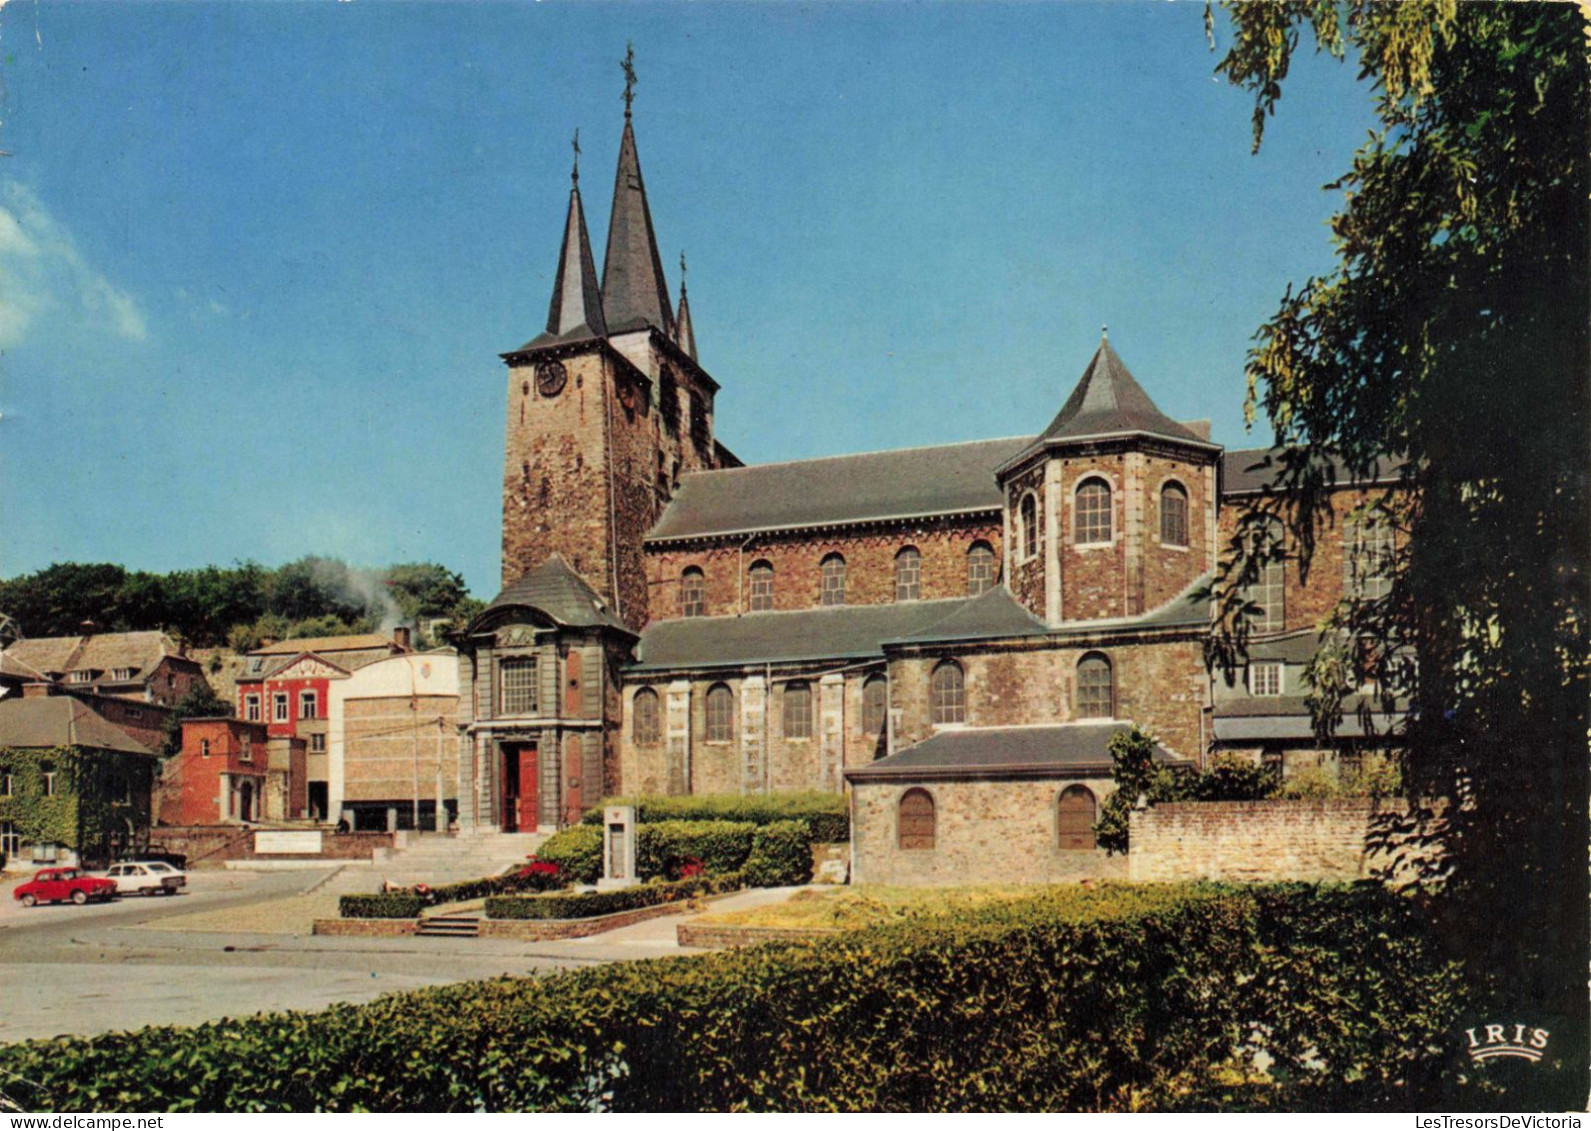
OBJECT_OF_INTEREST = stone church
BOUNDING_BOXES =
[453,89,1402,883]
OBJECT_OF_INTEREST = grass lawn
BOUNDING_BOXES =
[693,884,1082,931]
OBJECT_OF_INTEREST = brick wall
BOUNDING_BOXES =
[890,635,1206,760]
[1006,465,1046,618]
[1216,487,1406,635]
[342,695,460,803]
[646,517,1002,619]
[1128,799,1419,882]
[148,826,395,868]
[850,777,1124,885]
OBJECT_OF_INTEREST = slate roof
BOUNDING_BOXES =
[539,181,607,344]
[845,721,1186,782]
[483,555,633,635]
[600,119,675,337]
[1212,694,1406,741]
[646,436,1030,543]
[633,599,978,671]
[999,341,1213,477]
[1221,447,1411,496]
[0,696,157,756]
[886,586,1049,645]
[2,632,194,682]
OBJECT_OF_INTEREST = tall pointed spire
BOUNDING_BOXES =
[544,129,606,340]
[600,45,676,337]
[675,251,697,361]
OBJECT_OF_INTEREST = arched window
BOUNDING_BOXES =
[705,682,734,743]
[967,541,996,596]
[1020,493,1039,559]
[632,688,660,744]
[1160,482,1189,547]
[1075,478,1112,544]
[783,680,813,738]
[930,660,966,725]
[820,554,846,607]
[1057,785,1097,850]
[862,675,888,735]
[898,788,936,850]
[749,559,774,612]
[680,567,706,617]
[894,546,921,601]
[1075,652,1113,719]
[1242,518,1286,632]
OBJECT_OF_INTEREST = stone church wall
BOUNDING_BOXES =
[849,777,1124,885]
[645,517,1003,619]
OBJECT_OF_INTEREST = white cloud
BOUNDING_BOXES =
[0,182,148,348]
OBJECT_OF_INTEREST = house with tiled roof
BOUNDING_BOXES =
[0,630,208,708]
[453,77,1407,883]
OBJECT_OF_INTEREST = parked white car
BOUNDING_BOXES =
[105,860,187,896]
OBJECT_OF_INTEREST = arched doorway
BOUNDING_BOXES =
[1057,785,1097,850]
[238,780,255,824]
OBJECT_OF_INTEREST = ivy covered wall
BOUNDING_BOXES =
[0,745,155,865]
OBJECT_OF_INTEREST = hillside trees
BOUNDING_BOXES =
[0,557,479,647]
[1206,0,1588,1105]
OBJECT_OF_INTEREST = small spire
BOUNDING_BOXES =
[675,251,697,361]
[621,42,637,119]
[544,152,606,340]
[571,128,581,185]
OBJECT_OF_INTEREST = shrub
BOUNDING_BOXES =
[338,893,425,919]
[485,873,740,921]
[636,820,755,880]
[534,824,603,884]
[741,820,813,887]
[583,792,848,842]
[0,883,1475,1113]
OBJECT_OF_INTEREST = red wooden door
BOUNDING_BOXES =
[516,745,539,832]
[501,743,539,832]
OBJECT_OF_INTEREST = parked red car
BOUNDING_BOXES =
[13,867,117,907]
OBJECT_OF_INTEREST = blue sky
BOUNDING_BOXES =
[0,2,1374,601]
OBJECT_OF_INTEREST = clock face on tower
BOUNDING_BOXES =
[535,359,568,397]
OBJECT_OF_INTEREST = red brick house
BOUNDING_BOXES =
[161,718,308,826]
[234,633,410,820]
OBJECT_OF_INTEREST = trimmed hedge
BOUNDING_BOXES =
[534,825,603,884]
[485,873,740,921]
[583,792,848,843]
[337,868,566,919]
[741,820,813,887]
[338,893,426,919]
[635,820,755,880]
[0,883,1476,1112]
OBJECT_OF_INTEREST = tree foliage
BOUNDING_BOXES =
[0,558,478,648]
[1207,1,1588,1103]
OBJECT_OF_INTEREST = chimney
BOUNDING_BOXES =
[78,620,98,637]
[22,681,57,698]
[394,626,412,651]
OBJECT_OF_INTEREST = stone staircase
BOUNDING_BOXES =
[415,914,481,939]
[377,831,546,886]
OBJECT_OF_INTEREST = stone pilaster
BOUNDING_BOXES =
[739,675,767,794]
[819,673,845,793]
[666,680,692,796]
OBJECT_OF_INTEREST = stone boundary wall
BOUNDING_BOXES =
[676,922,843,948]
[151,826,394,868]
[312,918,418,937]
[1128,799,1419,883]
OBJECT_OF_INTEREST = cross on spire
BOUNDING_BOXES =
[679,251,688,291]
[571,128,581,185]
[621,43,637,118]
